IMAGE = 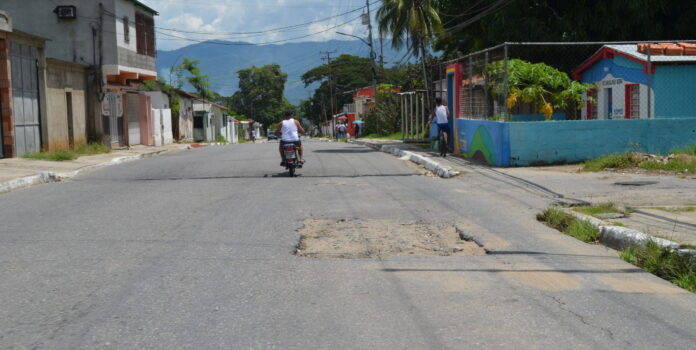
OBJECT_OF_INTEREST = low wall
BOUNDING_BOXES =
[435,118,696,167]
[508,118,696,166]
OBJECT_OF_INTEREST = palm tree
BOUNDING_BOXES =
[377,0,442,96]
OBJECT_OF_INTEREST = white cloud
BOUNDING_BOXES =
[143,0,374,50]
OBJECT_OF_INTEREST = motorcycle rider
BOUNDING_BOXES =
[274,109,305,165]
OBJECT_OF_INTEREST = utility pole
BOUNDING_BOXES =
[365,0,378,103]
[379,32,385,83]
[320,50,337,138]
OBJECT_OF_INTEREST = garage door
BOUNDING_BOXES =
[10,41,41,156]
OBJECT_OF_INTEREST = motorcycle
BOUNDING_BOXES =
[282,143,302,177]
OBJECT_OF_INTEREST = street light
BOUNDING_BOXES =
[336,31,378,103]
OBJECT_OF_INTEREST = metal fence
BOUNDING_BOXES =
[399,91,428,142]
[426,40,696,122]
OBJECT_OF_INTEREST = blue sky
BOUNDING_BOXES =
[142,0,377,51]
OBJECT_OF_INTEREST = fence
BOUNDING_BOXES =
[410,40,696,166]
[399,91,428,142]
[428,41,696,123]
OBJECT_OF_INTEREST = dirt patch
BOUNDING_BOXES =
[295,218,486,258]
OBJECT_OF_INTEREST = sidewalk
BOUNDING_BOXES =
[352,138,696,246]
[0,144,187,193]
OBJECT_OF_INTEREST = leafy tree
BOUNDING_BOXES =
[377,0,443,98]
[230,64,289,126]
[300,55,374,124]
[435,0,696,56]
[487,59,593,120]
[179,57,215,100]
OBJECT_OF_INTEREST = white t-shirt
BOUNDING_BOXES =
[281,119,299,141]
[435,105,448,124]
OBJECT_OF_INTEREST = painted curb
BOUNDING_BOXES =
[0,150,170,194]
[351,140,460,178]
[562,208,683,251]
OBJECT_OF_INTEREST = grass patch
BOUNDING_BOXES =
[653,206,696,213]
[582,152,639,172]
[363,131,403,140]
[23,143,111,161]
[537,207,600,243]
[640,158,696,174]
[216,135,227,143]
[574,202,624,216]
[611,221,626,227]
[620,240,696,292]
[672,143,696,156]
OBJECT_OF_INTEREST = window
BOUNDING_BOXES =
[135,12,156,57]
[123,16,130,43]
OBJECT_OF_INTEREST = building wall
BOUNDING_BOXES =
[654,65,696,118]
[45,59,87,149]
[1,0,113,66]
[0,31,13,157]
[114,0,137,52]
[507,118,696,166]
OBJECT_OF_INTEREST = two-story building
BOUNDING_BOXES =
[1,0,158,156]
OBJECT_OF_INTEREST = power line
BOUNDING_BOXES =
[156,15,362,46]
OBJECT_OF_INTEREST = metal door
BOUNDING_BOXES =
[10,41,41,156]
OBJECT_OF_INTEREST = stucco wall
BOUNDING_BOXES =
[508,118,696,166]
[654,65,696,118]
[45,60,87,149]
[2,0,115,66]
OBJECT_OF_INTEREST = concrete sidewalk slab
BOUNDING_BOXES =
[0,144,187,194]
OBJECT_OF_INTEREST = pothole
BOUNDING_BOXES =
[295,218,487,258]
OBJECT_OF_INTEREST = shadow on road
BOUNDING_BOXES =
[312,148,376,154]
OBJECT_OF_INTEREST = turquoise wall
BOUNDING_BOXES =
[654,66,696,118]
[508,118,696,166]
[510,112,567,122]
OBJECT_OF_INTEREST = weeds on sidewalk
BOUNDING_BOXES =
[537,207,600,243]
[583,143,696,174]
[620,240,696,292]
[363,132,403,140]
[653,206,696,213]
[574,202,627,216]
[23,143,111,161]
[582,153,638,172]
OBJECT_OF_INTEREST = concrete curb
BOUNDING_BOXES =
[351,140,460,178]
[562,208,683,251]
[0,149,170,195]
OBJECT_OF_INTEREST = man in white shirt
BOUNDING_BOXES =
[274,110,306,165]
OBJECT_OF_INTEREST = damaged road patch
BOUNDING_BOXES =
[295,218,486,258]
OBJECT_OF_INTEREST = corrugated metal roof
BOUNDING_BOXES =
[606,44,696,63]
[129,0,158,15]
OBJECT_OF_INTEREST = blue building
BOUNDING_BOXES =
[573,43,696,120]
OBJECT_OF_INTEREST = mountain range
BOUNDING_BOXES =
[156,39,409,104]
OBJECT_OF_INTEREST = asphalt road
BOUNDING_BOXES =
[1,140,695,349]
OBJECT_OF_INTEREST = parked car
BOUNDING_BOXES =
[268,133,279,141]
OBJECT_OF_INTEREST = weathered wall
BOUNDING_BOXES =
[45,59,87,149]
[1,0,115,66]
[508,118,696,166]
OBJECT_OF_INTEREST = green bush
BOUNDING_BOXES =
[537,207,599,243]
[582,152,638,171]
[621,240,696,292]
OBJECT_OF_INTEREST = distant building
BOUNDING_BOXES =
[573,43,696,120]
